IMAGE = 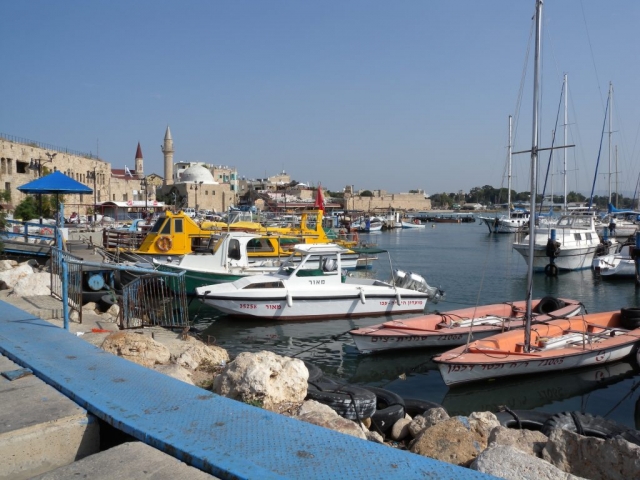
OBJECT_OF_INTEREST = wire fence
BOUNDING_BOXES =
[0,132,101,160]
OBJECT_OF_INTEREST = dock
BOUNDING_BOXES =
[0,299,488,479]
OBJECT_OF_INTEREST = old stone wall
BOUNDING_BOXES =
[0,139,109,215]
[345,193,432,212]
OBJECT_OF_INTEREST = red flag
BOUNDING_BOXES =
[314,185,325,212]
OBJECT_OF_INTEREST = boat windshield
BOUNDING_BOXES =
[150,217,167,233]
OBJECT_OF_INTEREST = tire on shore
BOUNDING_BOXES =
[495,410,552,431]
[306,380,376,421]
[361,386,405,433]
[402,398,445,418]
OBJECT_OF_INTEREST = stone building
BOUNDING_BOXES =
[0,134,109,215]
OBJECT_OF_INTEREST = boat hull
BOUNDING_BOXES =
[434,313,640,386]
[198,294,428,320]
[513,243,597,271]
[349,299,582,353]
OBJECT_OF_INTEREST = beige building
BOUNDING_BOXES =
[344,191,432,212]
[0,135,109,215]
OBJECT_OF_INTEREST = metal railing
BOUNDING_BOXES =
[121,271,189,329]
[0,132,101,160]
[50,247,83,324]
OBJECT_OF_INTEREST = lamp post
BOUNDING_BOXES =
[87,168,98,224]
[29,152,56,224]
[140,176,148,218]
[190,181,203,212]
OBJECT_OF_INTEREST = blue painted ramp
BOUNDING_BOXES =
[0,301,491,479]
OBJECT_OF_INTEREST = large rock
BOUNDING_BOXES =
[296,400,367,440]
[173,336,229,370]
[213,351,308,412]
[489,425,549,457]
[101,332,171,367]
[0,259,17,271]
[471,445,584,480]
[10,272,51,297]
[542,428,640,480]
[0,263,35,289]
[390,416,412,441]
[409,407,449,437]
[410,416,486,466]
[468,411,500,442]
[153,363,195,385]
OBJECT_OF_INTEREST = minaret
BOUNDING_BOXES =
[161,126,174,186]
[135,142,144,177]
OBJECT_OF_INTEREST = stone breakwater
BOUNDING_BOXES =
[0,259,639,479]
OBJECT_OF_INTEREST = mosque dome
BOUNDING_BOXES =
[180,165,217,184]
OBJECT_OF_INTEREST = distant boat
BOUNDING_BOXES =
[401,219,426,229]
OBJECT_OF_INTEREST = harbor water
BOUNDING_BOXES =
[194,219,640,430]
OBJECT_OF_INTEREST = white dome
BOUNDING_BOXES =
[180,165,217,184]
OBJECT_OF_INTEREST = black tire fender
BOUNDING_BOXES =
[542,411,628,439]
[361,386,405,433]
[495,410,552,431]
[544,264,559,277]
[620,308,640,329]
[402,398,445,418]
[535,296,565,315]
[306,380,376,421]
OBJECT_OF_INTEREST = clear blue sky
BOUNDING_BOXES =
[3,1,640,198]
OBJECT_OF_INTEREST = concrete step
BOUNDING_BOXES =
[0,355,100,480]
[32,441,218,479]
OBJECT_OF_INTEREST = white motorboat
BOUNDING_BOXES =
[195,243,444,320]
[479,209,530,234]
[513,214,600,271]
[593,243,636,278]
[401,219,426,229]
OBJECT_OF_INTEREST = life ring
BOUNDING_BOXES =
[40,227,54,235]
[155,236,172,252]
[544,263,558,277]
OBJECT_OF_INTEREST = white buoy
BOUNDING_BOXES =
[359,289,366,304]
[286,291,293,307]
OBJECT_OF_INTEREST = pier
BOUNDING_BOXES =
[0,299,487,479]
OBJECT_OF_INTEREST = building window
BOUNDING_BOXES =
[1,158,5,174]
[123,193,128,201]
[205,190,208,195]
[7,159,12,175]
[213,191,216,195]
[113,194,116,201]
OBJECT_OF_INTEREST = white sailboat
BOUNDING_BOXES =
[434,0,640,386]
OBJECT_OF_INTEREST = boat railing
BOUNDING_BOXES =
[102,228,147,251]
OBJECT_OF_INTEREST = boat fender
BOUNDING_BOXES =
[396,292,402,305]
[359,289,366,304]
[542,412,634,442]
[545,239,561,258]
[286,291,293,307]
[544,263,558,277]
[620,307,640,329]
[535,296,565,315]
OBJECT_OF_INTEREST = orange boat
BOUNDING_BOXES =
[433,309,640,386]
[349,297,583,354]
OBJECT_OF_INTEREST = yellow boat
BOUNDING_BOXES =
[113,210,362,268]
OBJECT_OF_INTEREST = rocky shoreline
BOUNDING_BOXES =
[1,258,639,479]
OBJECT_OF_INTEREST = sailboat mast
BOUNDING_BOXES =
[525,0,543,352]
[508,115,512,219]
[563,74,568,212]
[608,82,613,204]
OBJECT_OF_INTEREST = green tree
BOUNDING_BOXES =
[360,190,373,197]
[14,196,39,221]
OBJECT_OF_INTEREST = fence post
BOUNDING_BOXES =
[62,259,70,331]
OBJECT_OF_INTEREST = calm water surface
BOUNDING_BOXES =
[195,220,640,429]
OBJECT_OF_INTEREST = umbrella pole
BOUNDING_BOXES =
[39,194,43,225]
